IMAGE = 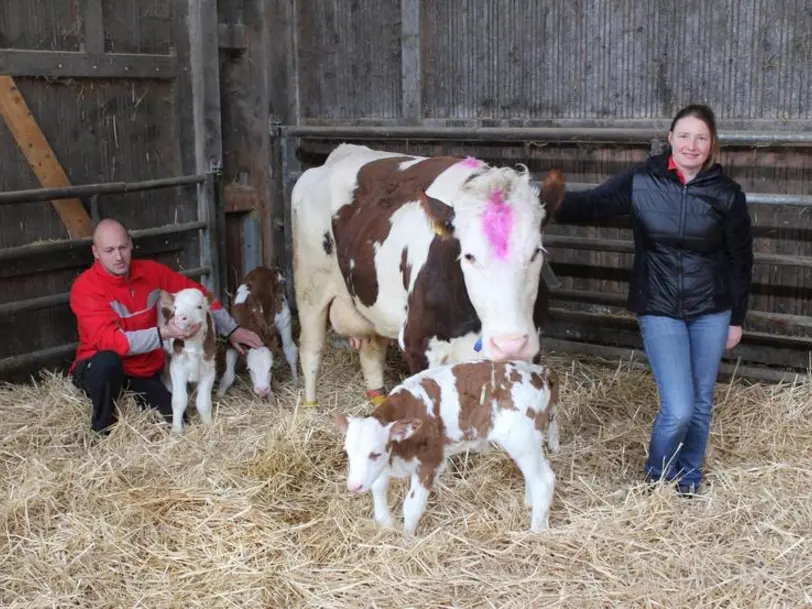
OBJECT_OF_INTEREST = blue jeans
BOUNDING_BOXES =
[638,310,731,489]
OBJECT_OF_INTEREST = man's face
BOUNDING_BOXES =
[92,225,133,276]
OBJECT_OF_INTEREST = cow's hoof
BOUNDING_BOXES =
[302,399,319,408]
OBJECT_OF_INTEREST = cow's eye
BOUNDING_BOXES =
[368,452,381,460]
[463,253,476,263]
[197,305,203,309]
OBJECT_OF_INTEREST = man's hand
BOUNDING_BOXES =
[726,325,743,350]
[228,327,264,355]
[160,320,200,341]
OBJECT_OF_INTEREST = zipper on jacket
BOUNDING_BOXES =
[677,184,687,318]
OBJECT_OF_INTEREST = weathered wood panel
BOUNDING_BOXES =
[0,0,222,380]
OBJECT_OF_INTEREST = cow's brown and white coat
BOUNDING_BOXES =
[158,288,217,434]
[292,144,564,407]
[335,359,560,535]
[216,265,299,400]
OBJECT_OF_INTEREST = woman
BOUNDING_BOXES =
[554,104,754,495]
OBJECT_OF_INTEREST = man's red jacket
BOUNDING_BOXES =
[69,259,238,378]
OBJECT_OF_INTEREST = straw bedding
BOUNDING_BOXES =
[1,338,811,608]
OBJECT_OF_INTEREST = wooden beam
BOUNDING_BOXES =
[0,50,177,80]
[83,0,105,54]
[223,183,259,213]
[218,23,247,52]
[0,75,94,239]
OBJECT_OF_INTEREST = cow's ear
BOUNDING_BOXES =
[540,169,565,229]
[419,191,455,238]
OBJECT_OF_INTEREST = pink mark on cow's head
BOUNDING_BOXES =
[459,156,482,169]
[482,189,513,260]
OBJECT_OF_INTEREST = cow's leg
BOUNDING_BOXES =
[216,347,239,397]
[358,334,389,405]
[298,301,329,407]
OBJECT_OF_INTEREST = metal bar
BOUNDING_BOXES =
[281,125,812,147]
[280,136,299,309]
[549,287,812,330]
[548,306,812,350]
[0,266,210,317]
[0,220,207,263]
[0,174,207,206]
[540,337,807,385]
[565,182,812,208]
[544,235,812,269]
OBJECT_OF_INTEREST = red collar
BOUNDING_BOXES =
[667,155,686,184]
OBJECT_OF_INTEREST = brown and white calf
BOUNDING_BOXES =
[158,288,218,434]
[292,143,565,408]
[334,359,560,535]
[216,265,299,400]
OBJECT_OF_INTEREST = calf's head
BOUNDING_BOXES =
[159,288,214,334]
[245,346,273,396]
[334,414,422,493]
[421,164,565,362]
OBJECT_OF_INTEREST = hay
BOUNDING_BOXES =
[2,340,812,608]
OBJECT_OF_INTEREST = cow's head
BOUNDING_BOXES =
[419,164,565,362]
[334,413,422,493]
[159,288,214,334]
[245,346,274,397]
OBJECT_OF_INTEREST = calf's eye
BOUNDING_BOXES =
[463,253,476,263]
[368,452,382,460]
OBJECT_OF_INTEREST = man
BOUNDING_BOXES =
[69,218,264,433]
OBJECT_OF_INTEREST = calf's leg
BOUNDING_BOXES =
[170,366,189,434]
[498,426,555,531]
[195,362,216,426]
[216,347,239,397]
[370,472,393,528]
[402,472,431,535]
[274,301,300,388]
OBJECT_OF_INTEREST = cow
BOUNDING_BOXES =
[291,143,564,408]
[216,265,299,401]
[158,288,218,434]
[334,359,560,535]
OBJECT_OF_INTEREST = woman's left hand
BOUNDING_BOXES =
[726,325,743,350]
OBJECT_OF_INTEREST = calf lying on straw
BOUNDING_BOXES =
[217,266,299,401]
[335,360,560,534]
[158,288,217,434]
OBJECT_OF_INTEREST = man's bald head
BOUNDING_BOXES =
[91,218,133,276]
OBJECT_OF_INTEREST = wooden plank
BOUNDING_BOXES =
[400,0,422,123]
[83,0,105,54]
[0,50,177,79]
[223,183,259,213]
[218,23,247,51]
[0,75,93,239]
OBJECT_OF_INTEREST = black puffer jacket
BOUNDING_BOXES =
[555,151,754,326]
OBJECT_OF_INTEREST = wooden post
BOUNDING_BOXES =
[0,75,94,239]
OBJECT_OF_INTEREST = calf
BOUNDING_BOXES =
[158,288,217,434]
[216,266,299,400]
[334,359,560,535]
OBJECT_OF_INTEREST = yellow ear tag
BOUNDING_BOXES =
[369,394,387,406]
[432,221,446,236]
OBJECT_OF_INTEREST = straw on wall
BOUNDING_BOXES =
[1,341,811,608]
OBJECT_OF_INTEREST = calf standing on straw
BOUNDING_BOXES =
[335,360,560,535]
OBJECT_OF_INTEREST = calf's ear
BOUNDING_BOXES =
[388,418,422,442]
[334,414,349,432]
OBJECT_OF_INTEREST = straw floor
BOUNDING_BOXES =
[2,338,811,608]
